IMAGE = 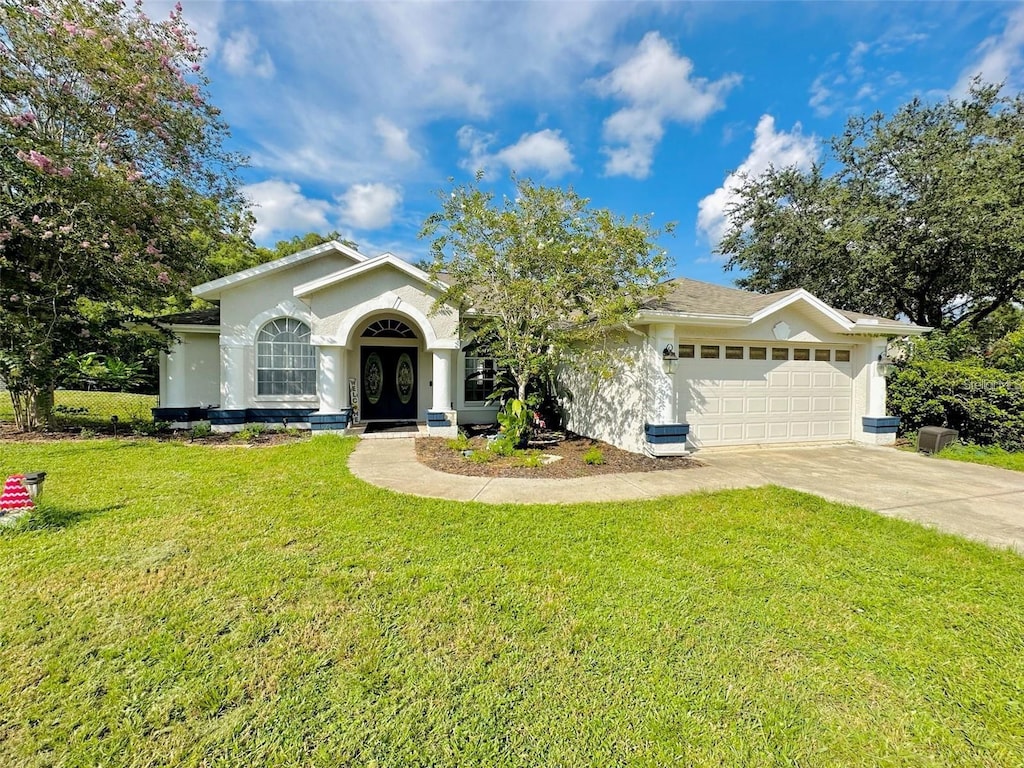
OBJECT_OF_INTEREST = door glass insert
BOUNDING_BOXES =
[364,352,383,404]
[396,353,415,404]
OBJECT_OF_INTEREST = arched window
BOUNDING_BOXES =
[362,318,417,338]
[256,318,316,396]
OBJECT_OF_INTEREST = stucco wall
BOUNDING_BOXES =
[159,332,220,408]
[559,332,659,455]
[218,252,355,343]
[309,266,458,347]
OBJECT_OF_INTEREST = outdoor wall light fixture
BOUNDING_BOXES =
[877,353,895,378]
[662,344,679,375]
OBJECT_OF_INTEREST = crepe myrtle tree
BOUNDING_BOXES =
[421,175,673,406]
[0,0,249,429]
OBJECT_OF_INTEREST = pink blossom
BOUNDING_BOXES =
[29,272,41,282]
[157,271,170,284]
[191,64,201,72]
[0,231,11,243]
[62,21,78,35]
[145,243,159,256]
[56,166,72,177]
[18,149,54,173]
[59,225,73,234]
[10,295,19,302]
[27,7,43,19]
[125,168,142,182]
[31,215,41,224]
[80,241,90,249]
[11,112,37,128]
[175,2,183,12]
[41,231,53,240]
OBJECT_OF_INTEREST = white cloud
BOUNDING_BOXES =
[458,127,576,178]
[209,2,638,186]
[222,28,275,78]
[375,118,420,164]
[954,5,1024,96]
[242,180,333,241]
[338,183,403,230]
[697,115,819,250]
[809,74,835,117]
[595,32,741,179]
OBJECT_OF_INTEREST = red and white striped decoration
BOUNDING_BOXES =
[1,474,34,515]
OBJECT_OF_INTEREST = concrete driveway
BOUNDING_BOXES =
[348,440,1024,552]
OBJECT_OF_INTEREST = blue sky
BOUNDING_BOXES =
[172,1,1024,286]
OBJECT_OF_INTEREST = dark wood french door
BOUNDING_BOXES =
[360,346,418,420]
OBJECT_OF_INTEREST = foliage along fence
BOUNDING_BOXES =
[888,359,1024,451]
[0,390,157,431]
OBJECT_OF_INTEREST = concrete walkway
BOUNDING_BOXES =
[348,439,1024,552]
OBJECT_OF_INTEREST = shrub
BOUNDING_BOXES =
[582,447,604,465]
[490,435,517,457]
[446,432,471,452]
[190,422,212,439]
[497,398,530,448]
[888,359,1024,451]
[517,452,544,468]
[234,423,269,442]
[467,449,496,464]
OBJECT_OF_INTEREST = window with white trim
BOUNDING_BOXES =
[256,318,316,396]
[464,355,496,403]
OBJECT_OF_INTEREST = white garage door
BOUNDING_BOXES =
[678,342,853,448]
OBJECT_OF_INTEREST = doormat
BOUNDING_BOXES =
[362,421,420,435]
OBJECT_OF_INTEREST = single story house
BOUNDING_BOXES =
[154,240,927,454]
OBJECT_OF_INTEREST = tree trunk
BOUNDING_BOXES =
[517,377,528,404]
[9,385,54,432]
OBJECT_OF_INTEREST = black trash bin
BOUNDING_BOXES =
[918,426,958,454]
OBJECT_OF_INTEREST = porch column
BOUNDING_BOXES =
[220,343,246,409]
[315,345,345,413]
[164,341,187,407]
[432,349,453,411]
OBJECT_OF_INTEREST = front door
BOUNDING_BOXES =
[360,346,418,420]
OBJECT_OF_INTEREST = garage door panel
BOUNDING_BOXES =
[747,397,767,414]
[680,345,854,448]
[722,397,744,414]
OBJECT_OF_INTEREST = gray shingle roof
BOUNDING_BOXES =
[651,277,801,316]
[156,307,220,326]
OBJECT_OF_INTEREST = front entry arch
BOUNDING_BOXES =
[360,345,418,420]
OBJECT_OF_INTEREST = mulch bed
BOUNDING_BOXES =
[0,422,306,447]
[416,432,700,478]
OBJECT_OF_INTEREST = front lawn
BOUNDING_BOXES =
[937,442,1024,473]
[1,437,1022,766]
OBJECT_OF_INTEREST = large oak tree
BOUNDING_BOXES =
[717,83,1024,330]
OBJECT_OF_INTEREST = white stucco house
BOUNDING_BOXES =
[154,240,928,454]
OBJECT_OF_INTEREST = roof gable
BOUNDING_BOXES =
[642,277,928,335]
[192,240,367,299]
[293,253,447,298]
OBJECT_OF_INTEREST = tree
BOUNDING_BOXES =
[717,83,1024,330]
[421,175,672,404]
[0,0,248,429]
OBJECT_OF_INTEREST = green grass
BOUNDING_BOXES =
[936,442,1024,472]
[1,437,1023,767]
[0,390,158,428]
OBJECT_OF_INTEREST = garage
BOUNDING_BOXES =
[677,341,853,448]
